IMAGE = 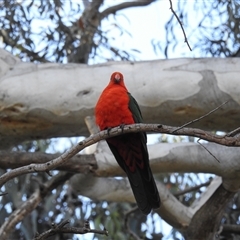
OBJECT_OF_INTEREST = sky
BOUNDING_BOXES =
[97,0,207,62]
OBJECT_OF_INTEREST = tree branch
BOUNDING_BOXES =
[72,0,104,63]
[0,151,97,173]
[0,123,240,188]
[0,172,74,239]
[70,174,193,228]
[174,179,212,197]
[172,100,229,133]
[221,224,240,235]
[169,0,192,51]
[226,126,240,137]
[34,220,108,240]
[100,0,155,20]
[197,140,220,163]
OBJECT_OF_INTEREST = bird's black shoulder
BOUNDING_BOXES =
[127,92,143,123]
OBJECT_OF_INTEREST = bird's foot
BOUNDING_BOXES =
[107,127,112,136]
[119,124,125,133]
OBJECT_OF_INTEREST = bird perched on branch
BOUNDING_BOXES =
[95,72,160,215]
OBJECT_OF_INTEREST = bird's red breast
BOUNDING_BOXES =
[95,72,135,130]
[95,72,161,214]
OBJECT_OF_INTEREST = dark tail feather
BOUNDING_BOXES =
[106,137,160,215]
[126,167,160,215]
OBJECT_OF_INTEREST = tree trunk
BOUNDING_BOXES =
[182,184,234,240]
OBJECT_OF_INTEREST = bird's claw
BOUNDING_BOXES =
[119,124,125,133]
[107,127,112,136]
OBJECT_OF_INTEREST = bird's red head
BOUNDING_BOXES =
[110,72,126,88]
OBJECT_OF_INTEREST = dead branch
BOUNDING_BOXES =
[173,100,229,133]
[197,140,220,163]
[174,101,229,163]
[169,0,192,51]
[226,126,240,137]
[34,219,108,240]
[0,123,240,189]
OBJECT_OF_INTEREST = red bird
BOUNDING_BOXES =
[95,72,160,215]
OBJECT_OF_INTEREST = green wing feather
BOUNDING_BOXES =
[127,92,143,123]
[127,93,147,143]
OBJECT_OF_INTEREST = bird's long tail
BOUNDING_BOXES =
[125,163,160,215]
[107,134,161,215]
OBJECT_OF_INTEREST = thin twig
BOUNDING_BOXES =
[172,101,229,133]
[169,0,192,51]
[216,225,223,237]
[0,192,8,196]
[34,219,108,240]
[226,126,240,137]
[197,139,220,163]
[174,179,212,197]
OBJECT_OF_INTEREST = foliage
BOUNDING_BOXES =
[158,0,240,58]
[0,0,137,63]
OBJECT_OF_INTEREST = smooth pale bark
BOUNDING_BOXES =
[70,173,193,228]
[1,49,240,236]
[95,141,240,191]
[1,49,240,148]
[70,173,224,229]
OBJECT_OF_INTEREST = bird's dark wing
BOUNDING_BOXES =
[127,92,147,144]
[127,92,143,123]
[106,93,160,214]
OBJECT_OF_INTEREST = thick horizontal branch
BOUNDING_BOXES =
[0,123,239,189]
[0,49,240,149]
[0,151,97,173]
[70,173,193,228]
[2,141,240,180]
[222,224,240,235]
[1,51,240,148]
